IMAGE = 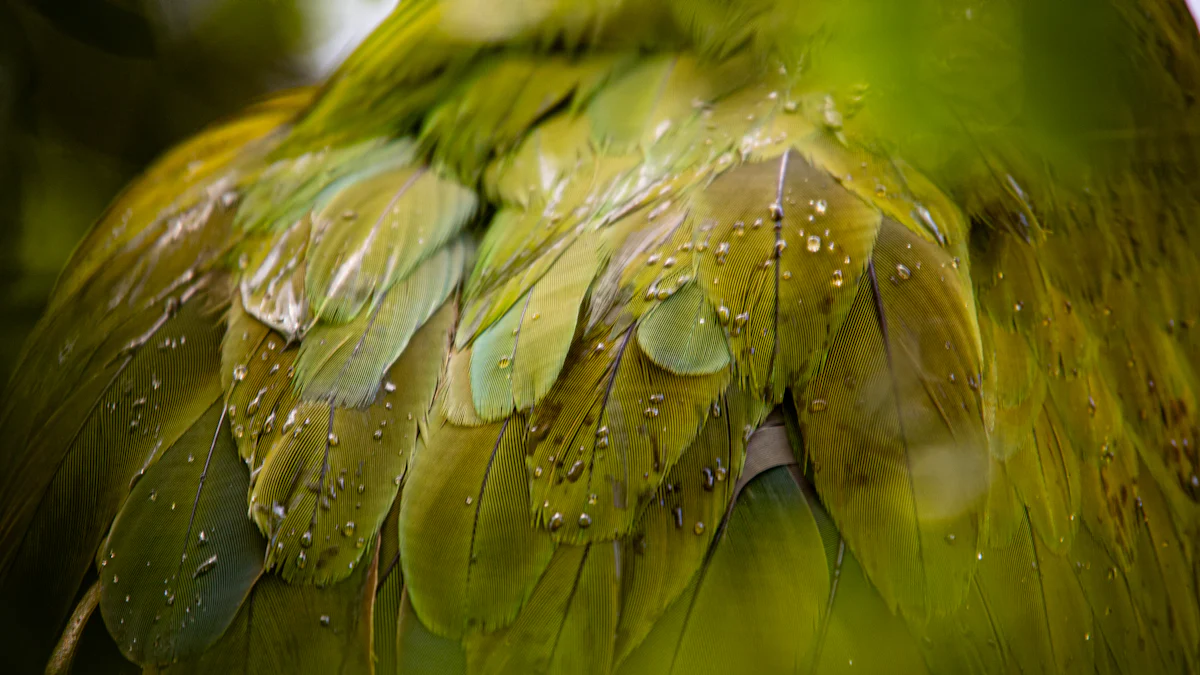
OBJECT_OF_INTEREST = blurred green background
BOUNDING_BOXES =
[0,0,395,384]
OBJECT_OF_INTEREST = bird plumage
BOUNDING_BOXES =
[2,0,1199,673]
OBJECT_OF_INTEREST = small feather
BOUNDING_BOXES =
[307,165,476,322]
[400,415,553,637]
[98,403,264,666]
[801,218,989,619]
[295,238,466,408]
[470,232,600,419]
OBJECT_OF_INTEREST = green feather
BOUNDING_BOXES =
[0,289,227,673]
[630,148,883,400]
[619,466,828,674]
[807,500,930,675]
[800,217,988,619]
[373,479,405,674]
[306,165,476,323]
[527,322,730,541]
[469,232,601,420]
[464,544,619,675]
[247,302,451,584]
[295,239,467,408]
[153,542,379,674]
[238,214,311,338]
[97,402,264,666]
[400,415,554,637]
[636,283,730,376]
[236,140,414,234]
[614,386,763,662]
[397,590,468,675]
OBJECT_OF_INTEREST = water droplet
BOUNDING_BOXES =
[373,429,383,440]
[232,365,247,381]
[809,399,828,412]
[297,551,308,569]
[717,305,730,324]
[831,269,844,288]
[896,264,911,280]
[548,512,564,531]
[197,531,207,546]
[465,496,474,505]
[533,466,544,478]
[814,199,827,215]
[327,433,339,446]
[694,522,706,535]
[319,615,331,627]
[644,407,659,418]
[193,554,218,579]
[300,531,313,548]
[566,460,585,482]
[807,235,821,253]
[701,467,715,491]
[383,381,396,393]
[578,513,593,528]
[343,521,356,537]
[497,356,512,369]
[768,202,784,220]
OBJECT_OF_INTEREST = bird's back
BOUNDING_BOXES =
[1,1,1199,673]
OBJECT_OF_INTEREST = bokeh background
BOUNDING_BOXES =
[1,0,1198,386]
[0,0,396,384]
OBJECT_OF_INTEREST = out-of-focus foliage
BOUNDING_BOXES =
[0,0,393,384]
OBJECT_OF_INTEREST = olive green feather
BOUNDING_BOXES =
[467,232,601,420]
[239,302,452,584]
[97,402,264,666]
[0,288,228,673]
[613,385,763,662]
[618,466,829,675]
[150,542,379,675]
[397,589,468,675]
[463,543,619,675]
[305,164,476,323]
[399,415,554,637]
[800,217,989,619]
[294,238,467,408]
[4,0,1200,673]
[526,322,730,541]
